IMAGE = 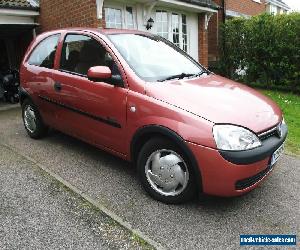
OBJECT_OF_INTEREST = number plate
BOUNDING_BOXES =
[270,143,285,166]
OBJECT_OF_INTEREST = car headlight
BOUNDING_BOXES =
[213,125,262,151]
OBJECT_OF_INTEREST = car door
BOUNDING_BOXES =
[51,33,128,155]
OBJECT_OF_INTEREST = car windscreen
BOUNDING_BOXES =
[108,34,204,82]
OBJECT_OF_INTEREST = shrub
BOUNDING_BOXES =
[218,13,300,91]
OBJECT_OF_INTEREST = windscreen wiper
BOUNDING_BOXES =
[158,73,194,82]
[192,70,211,78]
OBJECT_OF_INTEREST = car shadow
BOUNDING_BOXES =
[47,128,135,174]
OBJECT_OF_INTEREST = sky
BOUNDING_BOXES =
[284,0,300,11]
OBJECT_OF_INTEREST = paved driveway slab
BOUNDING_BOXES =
[0,108,299,249]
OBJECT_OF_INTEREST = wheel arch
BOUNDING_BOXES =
[130,125,203,193]
[19,87,33,106]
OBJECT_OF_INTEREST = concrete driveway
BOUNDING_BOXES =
[0,143,153,250]
[0,108,299,249]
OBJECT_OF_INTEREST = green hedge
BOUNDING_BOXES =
[218,13,300,91]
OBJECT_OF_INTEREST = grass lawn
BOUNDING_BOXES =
[261,90,300,156]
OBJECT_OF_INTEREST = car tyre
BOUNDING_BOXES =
[22,99,48,139]
[137,137,196,204]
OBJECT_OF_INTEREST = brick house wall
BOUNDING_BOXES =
[208,0,266,68]
[198,14,209,67]
[38,0,101,32]
[226,0,266,16]
[208,0,223,66]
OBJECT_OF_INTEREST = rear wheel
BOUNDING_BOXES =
[22,99,48,139]
[137,137,196,204]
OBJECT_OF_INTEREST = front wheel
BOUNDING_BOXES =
[137,138,196,204]
[22,99,48,139]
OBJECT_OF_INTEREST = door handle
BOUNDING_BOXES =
[54,82,62,92]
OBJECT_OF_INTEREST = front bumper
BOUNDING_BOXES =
[187,125,288,197]
[219,124,288,165]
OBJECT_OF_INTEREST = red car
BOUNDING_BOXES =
[20,28,287,204]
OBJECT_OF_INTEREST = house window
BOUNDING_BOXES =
[105,8,122,28]
[182,14,188,52]
[104,6,136,29]
[156,10,189,52]
[172,13,180,47]
[269,5,277,14]
[156,11,168,39]
[126,7,134,29]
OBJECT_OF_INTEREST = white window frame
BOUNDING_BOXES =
[125,6,135,29]
[269,4,277,14]
[155,10,169,39]
[171,13,181,47]
[104,3,137,29]
[154,9,190,53]
[104,7,123,29]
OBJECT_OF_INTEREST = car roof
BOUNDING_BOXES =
[42,28,152,37]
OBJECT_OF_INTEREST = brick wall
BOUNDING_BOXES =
[226,0,265,16]
[39,0,101,32]
[208,0,223,66]
[198,13,209,68]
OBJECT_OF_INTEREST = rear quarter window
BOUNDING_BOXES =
[28,34,60,69]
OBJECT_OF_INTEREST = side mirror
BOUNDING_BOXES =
[87,66,111,81]
[110,74,124,87]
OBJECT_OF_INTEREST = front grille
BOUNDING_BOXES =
[235,164,273,190]
[258,125,279,140]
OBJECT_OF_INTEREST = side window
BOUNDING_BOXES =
[28,34,60,69]
[60,34,121,76]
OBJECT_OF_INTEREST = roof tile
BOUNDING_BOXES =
[0,0,38,10]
